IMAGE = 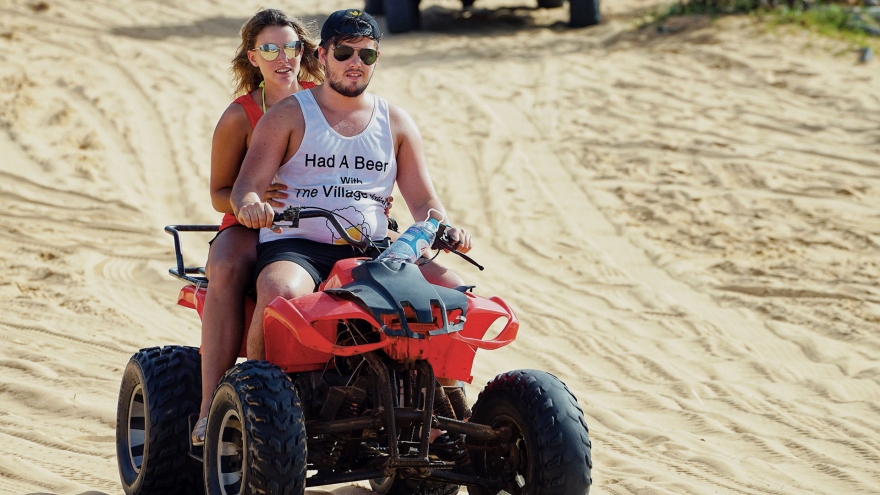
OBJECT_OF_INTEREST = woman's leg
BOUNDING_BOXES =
[198,227,258,420]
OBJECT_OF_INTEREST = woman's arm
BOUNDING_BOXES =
[209,104,250,214]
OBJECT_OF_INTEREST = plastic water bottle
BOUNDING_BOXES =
[378,216,440,264]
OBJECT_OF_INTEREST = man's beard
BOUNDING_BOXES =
[328,67,371,97]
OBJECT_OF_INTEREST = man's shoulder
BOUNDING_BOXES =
[374,93,401,113]
[382,97,416,134]
[264,92,306,122]
[278,92,307,110]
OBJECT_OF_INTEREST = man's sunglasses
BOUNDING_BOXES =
[254,41,303,61]
[331,45,378,65]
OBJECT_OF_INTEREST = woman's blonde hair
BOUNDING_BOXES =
[231,9,323,97]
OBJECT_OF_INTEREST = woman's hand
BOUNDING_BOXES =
[263,181,288,208]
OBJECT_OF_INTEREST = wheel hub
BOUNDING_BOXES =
[127,384,146,473]
[216,408,244,495]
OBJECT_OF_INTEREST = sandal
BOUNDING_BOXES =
[191,417,207,447]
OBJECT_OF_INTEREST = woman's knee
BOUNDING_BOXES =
[207,243,256,283]
[206,229,258,279]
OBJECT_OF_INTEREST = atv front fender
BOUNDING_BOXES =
[449,296,519,350]
[264,292,391,359]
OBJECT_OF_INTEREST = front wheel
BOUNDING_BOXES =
[204,361,307,495]
[468,370,592,495]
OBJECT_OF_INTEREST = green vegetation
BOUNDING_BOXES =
[652,1,880,48]
[665,0,772,16]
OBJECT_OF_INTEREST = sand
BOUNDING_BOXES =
[1,0,879,493]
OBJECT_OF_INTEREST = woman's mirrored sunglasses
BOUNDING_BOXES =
[255,41,303,61]
[331,45,378,65]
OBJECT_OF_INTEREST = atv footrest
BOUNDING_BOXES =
[186,413,204,463]
[388,458,455,469]
[425,469,505,490]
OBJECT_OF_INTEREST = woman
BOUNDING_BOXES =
[192,8,323,445]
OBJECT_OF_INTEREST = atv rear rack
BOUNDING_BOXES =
[165,224,218,286]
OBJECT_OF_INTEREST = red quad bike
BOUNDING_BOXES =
[116,206,592,495]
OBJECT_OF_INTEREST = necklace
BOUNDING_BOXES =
[260,80,303,113]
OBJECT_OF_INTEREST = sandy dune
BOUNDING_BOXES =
[1,0,879,493]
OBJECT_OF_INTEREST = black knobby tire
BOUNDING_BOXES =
[537,0,564,8]
[204,360,307,495]
[383,0,419,33]
[569,0,601,27]
[116,346,204,495]
[468,370,592,495]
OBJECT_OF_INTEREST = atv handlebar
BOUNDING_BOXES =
[272,207,368,249]
[273,206,484,270]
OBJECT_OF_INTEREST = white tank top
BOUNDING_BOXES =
[260,89,396,244]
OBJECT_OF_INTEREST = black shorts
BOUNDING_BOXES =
[254,238,389,288]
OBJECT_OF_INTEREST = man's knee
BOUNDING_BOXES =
[254,261,315,303]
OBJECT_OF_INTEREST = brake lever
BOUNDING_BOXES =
[433,227,484,271]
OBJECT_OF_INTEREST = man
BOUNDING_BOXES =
[231,8,472,360]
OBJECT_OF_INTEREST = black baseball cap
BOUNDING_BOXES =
[321,9,382,44]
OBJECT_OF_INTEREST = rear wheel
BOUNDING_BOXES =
[116,346,203,495]
[384,0,420,33]
[467,370,592,495]
[365,0,385,15]
[204,361,307,495]
[569,0,601,27]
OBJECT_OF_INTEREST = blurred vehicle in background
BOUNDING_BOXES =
[366,0,601,33]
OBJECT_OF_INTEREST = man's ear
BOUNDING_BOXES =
[316,45,327,66]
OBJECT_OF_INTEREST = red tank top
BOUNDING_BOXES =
[219,81,317,231]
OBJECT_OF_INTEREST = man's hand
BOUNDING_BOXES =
[445,227,473,254]
[236,201,276,229]
[263,181,288,208]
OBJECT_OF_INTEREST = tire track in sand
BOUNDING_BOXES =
[397,45,880,491]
